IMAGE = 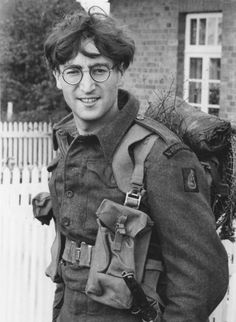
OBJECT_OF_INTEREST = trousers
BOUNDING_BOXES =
[53,261,139,322]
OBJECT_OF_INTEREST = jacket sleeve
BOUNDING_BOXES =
[145,140,229,322]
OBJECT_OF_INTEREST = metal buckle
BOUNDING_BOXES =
[75,247,81,262]
[79,242,93,267]
[63,240,93,266]
[124,190,142,209]
[70,241,81,264]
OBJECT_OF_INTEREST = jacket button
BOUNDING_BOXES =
[66,190,74,198]
[61,217,70,226]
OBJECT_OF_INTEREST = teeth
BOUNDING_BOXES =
[80,98,98,103]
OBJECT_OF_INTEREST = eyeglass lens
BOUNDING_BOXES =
[62,65,111,85]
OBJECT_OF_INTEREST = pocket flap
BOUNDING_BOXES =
[96,199,153,238]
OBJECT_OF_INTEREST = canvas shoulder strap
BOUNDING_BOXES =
[112,115,181,194]
[112,121,157,194]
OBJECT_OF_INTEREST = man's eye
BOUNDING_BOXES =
[65,69,81,75]
[92,67,107,74]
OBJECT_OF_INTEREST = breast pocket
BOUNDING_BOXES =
[87,161,118,188]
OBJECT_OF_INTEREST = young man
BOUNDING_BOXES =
[43,9,228,322]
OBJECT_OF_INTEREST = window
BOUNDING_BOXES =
[184,13,222,116]
[79,0,110,14]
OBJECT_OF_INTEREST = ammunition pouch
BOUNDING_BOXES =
[85,198,154,309]
[32,192,53,225]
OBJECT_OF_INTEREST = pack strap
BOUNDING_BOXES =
[112,123,158,197]
[124,134,158,209]
[131,135,158,189]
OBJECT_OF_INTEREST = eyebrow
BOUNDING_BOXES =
[64,62,110,69]
[80,49,102,59]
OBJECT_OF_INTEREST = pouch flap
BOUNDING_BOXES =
[32,192,53,225]
[96,199,153,237]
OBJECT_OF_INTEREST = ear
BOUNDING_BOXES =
[118,73,124,87]
[117,63,126,86]
[119,63,125,76]
[53,71,62,90]
[118,67,125,87]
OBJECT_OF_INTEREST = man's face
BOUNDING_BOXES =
[54,40,123,132]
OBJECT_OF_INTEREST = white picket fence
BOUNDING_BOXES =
[209,238,236,322]
[0,166,55,322]
[0,166,236,322]
[0,121,57,168]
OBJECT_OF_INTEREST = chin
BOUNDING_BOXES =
[79,114,102,122]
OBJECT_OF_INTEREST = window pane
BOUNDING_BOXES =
[209,58,221,80]
[199,19,206,45]
[207,17,216,45]
[208,107,219,117]
[209,83,220,105]
[217,17,222,45]
[189,82,202,104]
[190,19,197,45]
[190,58,202,79]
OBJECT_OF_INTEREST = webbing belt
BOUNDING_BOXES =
[62,239,94,267]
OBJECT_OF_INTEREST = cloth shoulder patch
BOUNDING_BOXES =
[182,168,199,192]
[163,142,191,159]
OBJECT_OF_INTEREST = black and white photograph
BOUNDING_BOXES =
[0,0,236,321]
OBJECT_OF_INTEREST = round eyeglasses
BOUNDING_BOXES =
[62,64,115,85]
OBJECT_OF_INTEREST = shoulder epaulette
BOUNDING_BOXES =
[135,115,181,145]
[135,115,192,159]
[163,142,191,158]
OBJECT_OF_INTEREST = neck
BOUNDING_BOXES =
[73,103,119,135]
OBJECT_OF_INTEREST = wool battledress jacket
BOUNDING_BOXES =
[47,89,228,322]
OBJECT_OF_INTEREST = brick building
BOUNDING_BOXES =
[110,0,236,123]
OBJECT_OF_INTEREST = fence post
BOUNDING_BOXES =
[0,121,55,168]
[0,165,55,322]
[7,102,13,121]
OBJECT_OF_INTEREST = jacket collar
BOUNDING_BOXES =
[53,89,140,161]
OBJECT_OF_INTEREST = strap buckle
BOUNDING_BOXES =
[124,190,142,209]
[79,242,93,267]
[62,240,93,266]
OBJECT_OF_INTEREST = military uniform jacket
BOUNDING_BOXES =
[48,89,228,322]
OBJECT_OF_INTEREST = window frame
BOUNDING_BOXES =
[183,12,222,114]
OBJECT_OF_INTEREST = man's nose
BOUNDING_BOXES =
[78,71,96,92]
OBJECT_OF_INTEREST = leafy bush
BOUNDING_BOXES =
[0,0,83,121]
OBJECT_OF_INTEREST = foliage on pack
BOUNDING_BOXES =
[145,88,235,240]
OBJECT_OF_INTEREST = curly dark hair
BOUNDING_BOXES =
[44,9,135,72]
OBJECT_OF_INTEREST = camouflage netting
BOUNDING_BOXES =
[145,90,235,240]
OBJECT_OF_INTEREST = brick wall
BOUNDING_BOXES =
[111,0,179,111]
[178,0,222,11]
[111,0,236,124]
[220,0,236,124]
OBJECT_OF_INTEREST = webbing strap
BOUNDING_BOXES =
[112,123,158,194]
[131,135,158,189]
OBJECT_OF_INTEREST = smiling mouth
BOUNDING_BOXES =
[79,97,100,103]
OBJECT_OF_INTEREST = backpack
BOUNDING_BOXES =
[85,95,233,316]
[112,95,234,240]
